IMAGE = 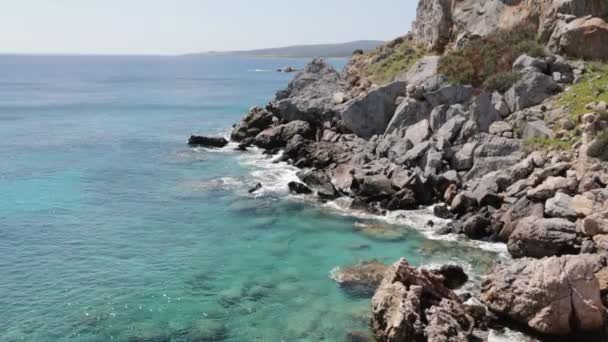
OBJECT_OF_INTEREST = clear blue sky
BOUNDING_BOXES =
[0,0,418,55]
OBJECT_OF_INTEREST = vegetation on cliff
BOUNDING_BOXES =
[349,38,425,85]
[588,129,608,161]
[438,26,545,92]
[556,62,608,119]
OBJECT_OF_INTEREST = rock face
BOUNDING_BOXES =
[371,258,474,342]
[273,58,345,123]
[411,0,608,57]
[551,16,608,60]
[341,81,406,138]
[481,254,606,336]
[188,135,229,148]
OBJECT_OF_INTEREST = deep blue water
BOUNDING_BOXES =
[0,55,499,341]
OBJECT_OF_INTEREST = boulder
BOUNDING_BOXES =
[450,192,478,215]
[230,107,276,142]
[188,135,229,148]
[296,170,339,199]
[396,55,440,86]
[498,196,545,242]
[254,121,312,149]
[429,105,448,133]
[436,115,467,143]
[451,142,476,171]
[423,84,474,108]
[522,120,555,140]
[505,72,560,112]
[354,174,396,199]
[508,217,579,258]
[385,98,431,135]
[341,81,407,138]
[481,254,606,336]
[581,211,608,237]
[470,91,502,132]
[463,214,491,240]
[512,54,548,74]
[404,119,431,145]
[371,258,472,342]
[488,121,513,136]
[274,58,344,123]
[527,176,569,201]
[551,16,608,61]
[331,260,390,297]
[545,192,577,220]
[434,264,468,290]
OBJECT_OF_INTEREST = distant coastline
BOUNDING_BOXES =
[185,40,384,58]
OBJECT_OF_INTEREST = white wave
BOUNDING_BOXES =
[248,69,272,72]
[237,147,300,196]
[489,329,540,342]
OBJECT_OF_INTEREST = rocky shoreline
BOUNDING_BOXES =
[191,0,608,340]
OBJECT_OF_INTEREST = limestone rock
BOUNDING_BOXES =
[341,81,407,138]
[508,216,578,258]
[331,260,390,297]
[481,254,606,336]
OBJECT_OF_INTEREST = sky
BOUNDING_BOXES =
[0,0,418,55]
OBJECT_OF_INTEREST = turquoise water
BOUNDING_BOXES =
[0,55,499,341]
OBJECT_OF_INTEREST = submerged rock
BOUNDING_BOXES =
[331,260,390,297]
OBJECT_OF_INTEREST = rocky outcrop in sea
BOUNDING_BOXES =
[190,0,608,340]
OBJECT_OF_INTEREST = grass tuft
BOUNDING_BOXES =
[587,129,608,161]
[555,62,608,119]
[357,40,426,85]
[523,137,573,152]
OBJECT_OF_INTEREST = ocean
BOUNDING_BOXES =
[0,55,502,341]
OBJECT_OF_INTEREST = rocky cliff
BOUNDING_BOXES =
[188,0,608,340]
[412,0,608,59]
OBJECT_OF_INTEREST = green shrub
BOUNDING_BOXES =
[482,71,521,93]
[439,25,545,91]
[587,129,608,161]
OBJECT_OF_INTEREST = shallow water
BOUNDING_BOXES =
[0,55,500,341]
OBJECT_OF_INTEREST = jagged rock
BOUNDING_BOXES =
[436,115,467,143]
[354,174,396,199]
[396,55,440,86]
[423,84,474,108]
[411,0,453,51]
[451,142,476,171]
[527,176,569,201]
[401,141,431,165]
[481,254,606,336]
[188,135,229,148]
[551,16,608,61]
[254,121,312,149]
[545,192,577,220]
[488,121,513,136]
[505,72,560,112]
[296,170,339,199]
[513,54,548,74]
[248,183,262,194]
[470,92,502,132]
[341,81,407,138]
[331,260,390,297]
[508,216,579,258]
[522,120,555,140]
[274,58,344,123]
[231,107,276,142]
[463,214,491,240]
[288,181,312,195]
[434,264,468,290]
[429,105,448,133]
[404,119,432,145]
[385,98,431,135]
[371,258,471,342]
[450,192,478,215]
[581,211,608,237]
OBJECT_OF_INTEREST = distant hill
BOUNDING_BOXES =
[188,40,385,58]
